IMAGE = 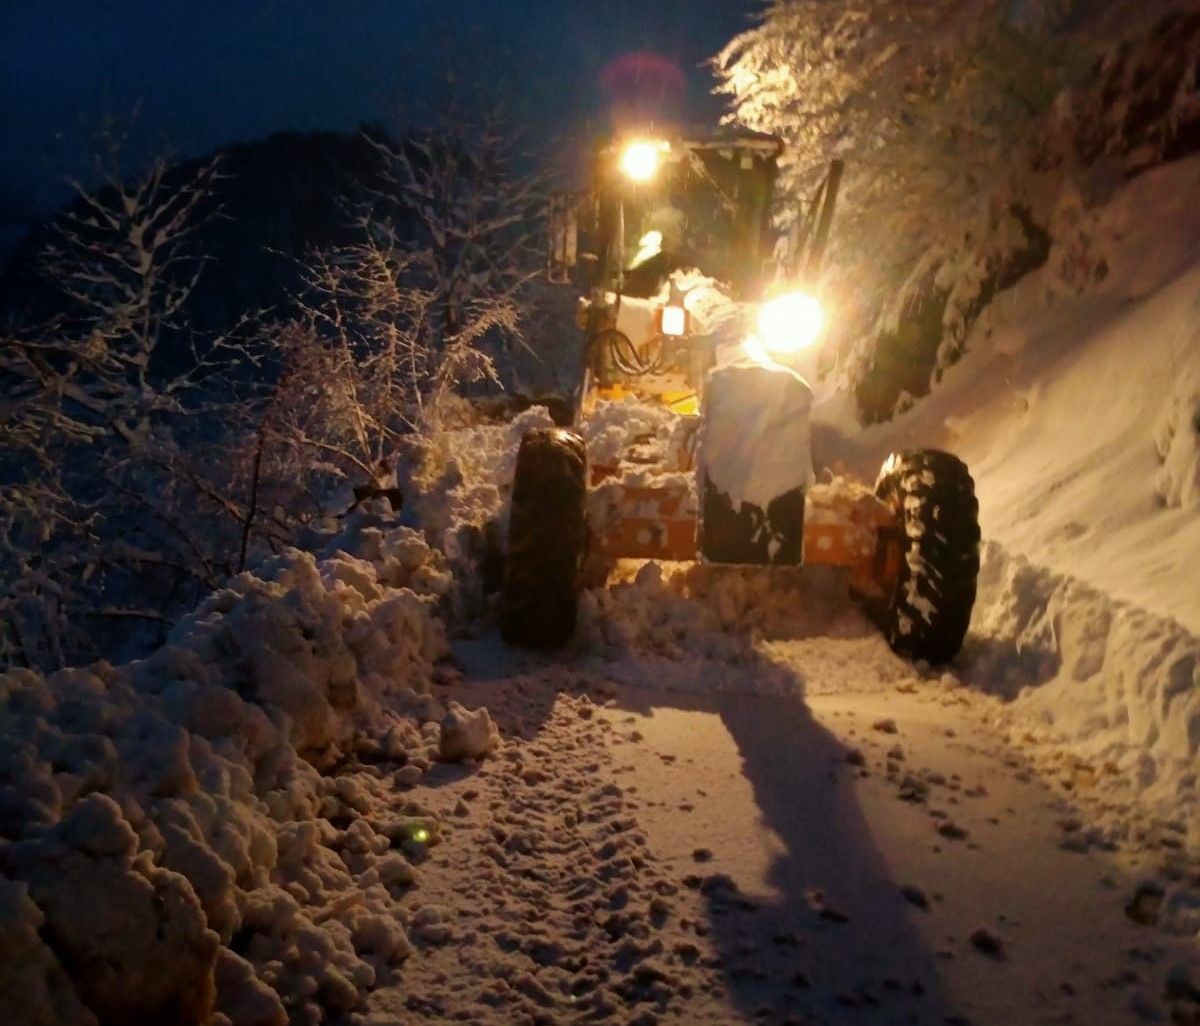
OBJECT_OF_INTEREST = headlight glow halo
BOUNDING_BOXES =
[757,291,825,354]
[619,139,670,182]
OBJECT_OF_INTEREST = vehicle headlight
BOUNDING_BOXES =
[620,139,669,182]
[757,291,824,353]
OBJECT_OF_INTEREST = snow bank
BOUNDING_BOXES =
[963,541,1199,841]
[0,511,468,1024]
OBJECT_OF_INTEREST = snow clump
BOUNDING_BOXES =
[405,405,557,545]
[438,701,500,762]
[580,396,682,469]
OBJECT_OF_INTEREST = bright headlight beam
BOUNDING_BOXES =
[620,140,669,182]
[757,291,824,353]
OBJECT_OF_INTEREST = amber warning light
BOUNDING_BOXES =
[659,303,688,337]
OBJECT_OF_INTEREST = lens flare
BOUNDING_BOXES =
[741,334,774,367]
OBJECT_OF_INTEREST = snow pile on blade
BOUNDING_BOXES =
[406,398,699,615]
[0,510,481,1025]
[412,397,690,517]
[579,396,681,468]
[579,560,907,696]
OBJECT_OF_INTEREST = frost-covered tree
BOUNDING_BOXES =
[360,114,546,391]
[715,0,1149,358]
[247,116,546,513]
[1,110,548,669]
[0,122,260,667]
[215,114,550,569]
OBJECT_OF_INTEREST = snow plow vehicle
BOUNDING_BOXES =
[502,131,980,664]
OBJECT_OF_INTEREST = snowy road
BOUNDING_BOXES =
[367,578,1194,1026]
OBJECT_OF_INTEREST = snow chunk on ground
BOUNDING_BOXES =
[438,702,500,762]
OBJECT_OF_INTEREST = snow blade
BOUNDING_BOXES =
[500,428,588,648]
[700,478,806,565]
[869,450,980,664]
[698,361,813,565]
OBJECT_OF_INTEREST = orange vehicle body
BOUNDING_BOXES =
[588,459,903,602]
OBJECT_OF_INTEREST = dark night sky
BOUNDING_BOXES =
[0,0,760,248]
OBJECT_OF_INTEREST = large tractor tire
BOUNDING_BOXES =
[869,449,981,664]
[500,428,588,648]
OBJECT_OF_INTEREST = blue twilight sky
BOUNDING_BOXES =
[0,0,760,239]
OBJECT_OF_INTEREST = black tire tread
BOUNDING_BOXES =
[871,449,981,664]
[499,428,588,647]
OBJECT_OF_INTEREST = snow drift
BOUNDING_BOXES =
[965,543,1199,840]
[0,511,469,1025]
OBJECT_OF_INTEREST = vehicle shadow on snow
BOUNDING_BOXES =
[451,567,959,1019]
[610,683,957,1025]
[587,561,958,1023]
[716,691,954,1023]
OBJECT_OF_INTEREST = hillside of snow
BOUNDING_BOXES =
[809,154,1200,829]
[823,155,1200,630]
